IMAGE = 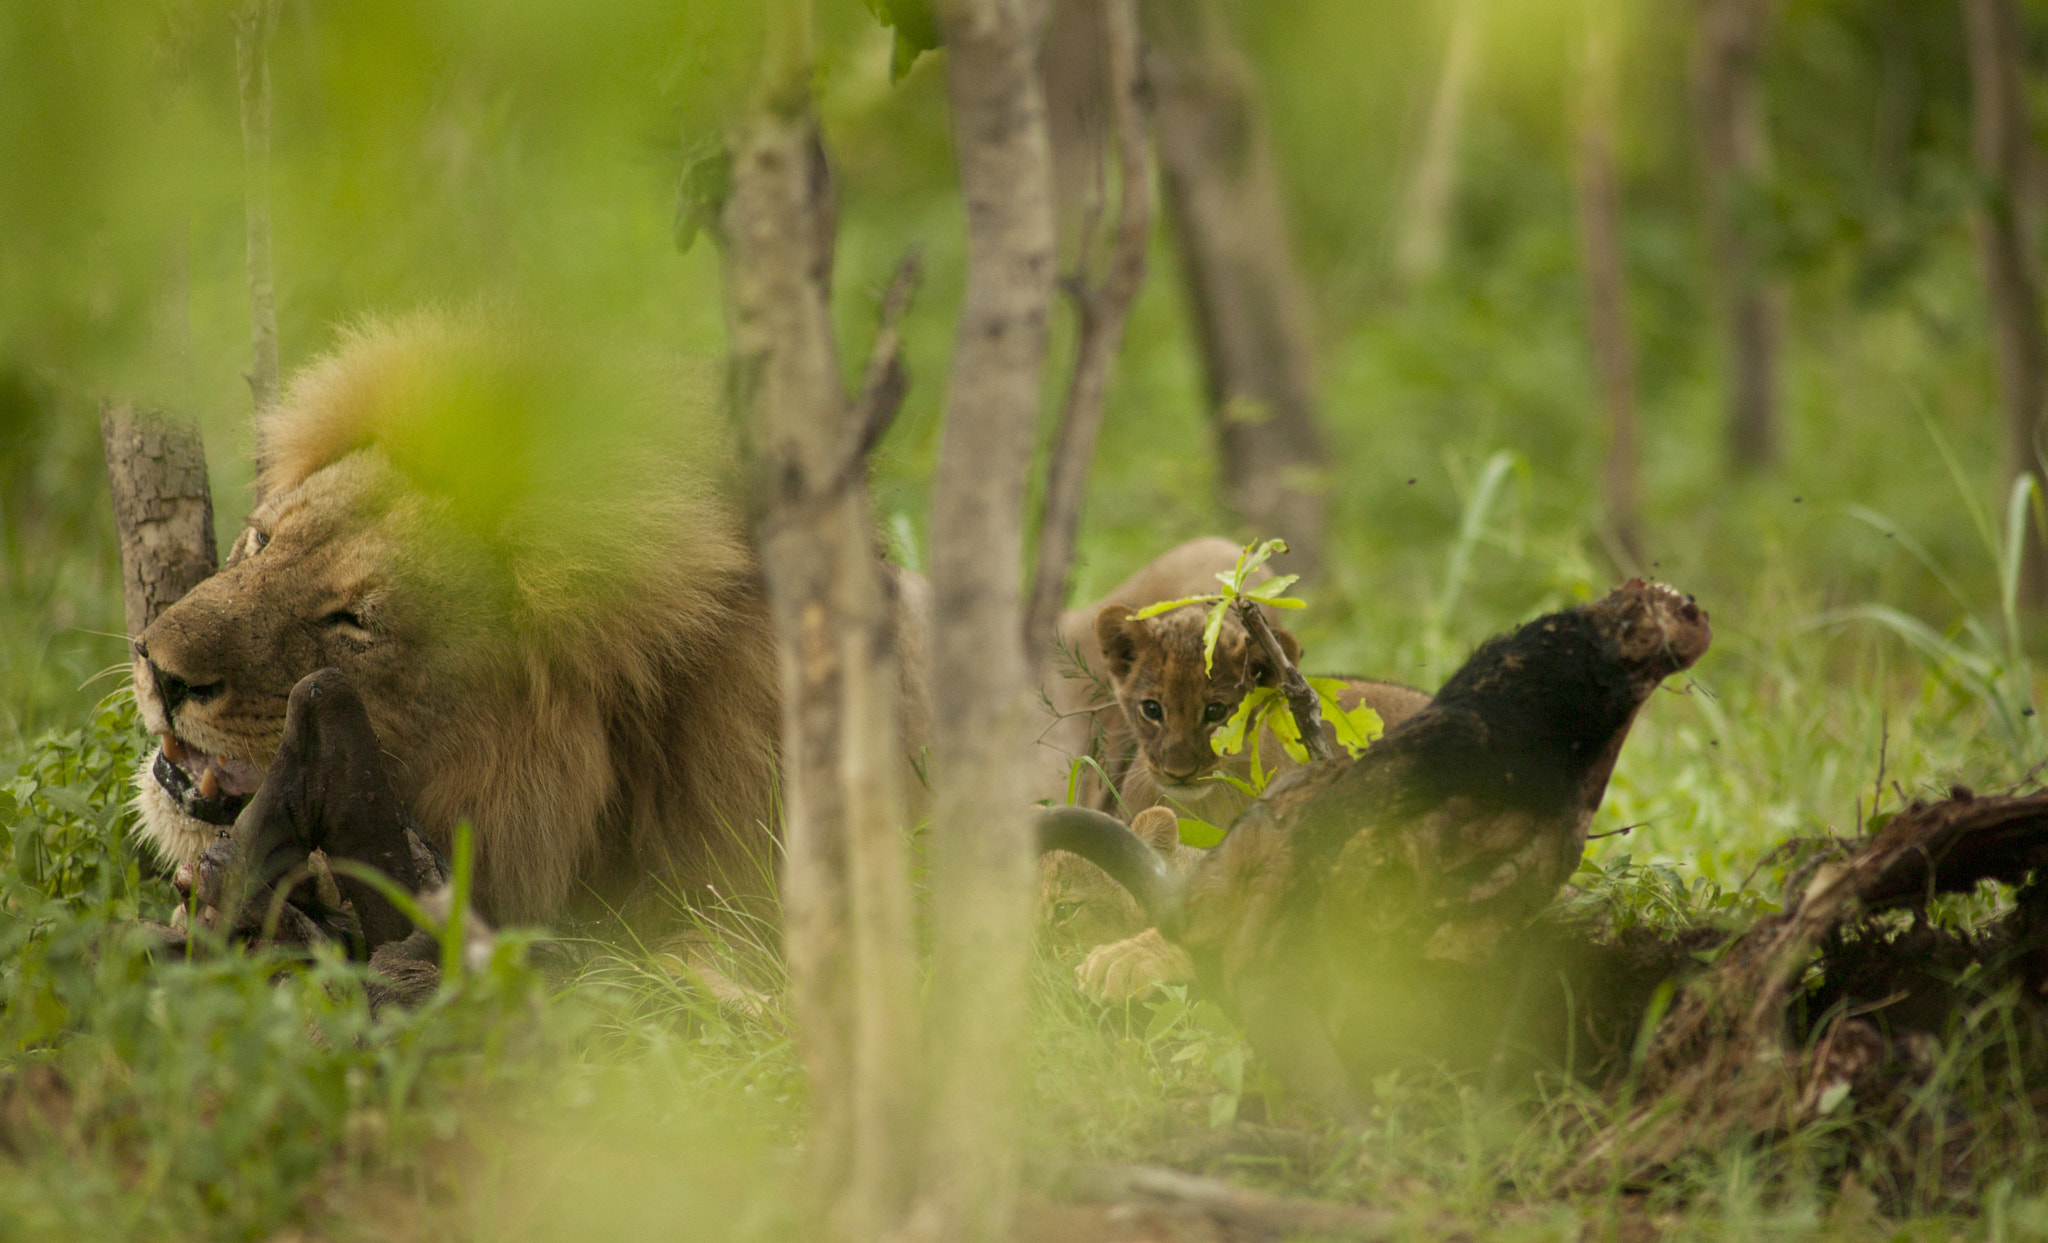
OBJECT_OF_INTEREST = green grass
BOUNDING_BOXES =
[8,279,2045,1233]
[9,0,2048,1234]
[4,493,2046,1240]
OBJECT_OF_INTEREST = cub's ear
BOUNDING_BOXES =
[1131,806,1181,852]
[1096,604,1142,680]
[1249,620,1303,687]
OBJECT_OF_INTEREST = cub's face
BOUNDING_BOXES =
[129,450,515,870]
[1094,604,1299,789]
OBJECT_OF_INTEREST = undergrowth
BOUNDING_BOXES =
[5,503,2048,1238]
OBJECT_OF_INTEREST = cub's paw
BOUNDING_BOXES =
[1077,928,1194,1003]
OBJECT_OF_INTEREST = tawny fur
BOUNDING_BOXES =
[1097,604,1431,826]
[1029,537,1254,808]
[131,311,782,927]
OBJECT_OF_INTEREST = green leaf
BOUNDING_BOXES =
[1244,574,1300,600]
[1144,995,1189,1042]
[1212,687,1279,758]
[1132,594,1220,620]
[37,786,92,820]
[1264,697,1310,764]
[672,145,731,255]
[1208,1090,1240,1129]
[1178,818,1225,848]
[1310,678,1386,758]
[1257,596,1307,610]
[1201,600,1228,675]
[1206,771,1260,797]
[861,0,941,81]
[1232,538,1288,588]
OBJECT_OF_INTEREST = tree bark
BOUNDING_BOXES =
[1027,0,1152,662]
[235,0,280,414]
[1965,0,2048,609]
[913,0,1057,1238]
[100,403,217,639]
[1693,0,1779,472]
[1143,0,1327,573]
[1393,0,1480,287]
[720,5,921,1238]
[1577,3,1643,568]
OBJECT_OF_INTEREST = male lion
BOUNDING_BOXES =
[129,312,783,929]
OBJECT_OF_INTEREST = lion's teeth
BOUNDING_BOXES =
[197,766,220,799]
[161,733,188,763]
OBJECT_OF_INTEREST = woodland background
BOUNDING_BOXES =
[9,0,2048,1238]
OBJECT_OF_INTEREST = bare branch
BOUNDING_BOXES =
[234,0,280,414]
[848,250,925,463]
[1236,597,1331,764]
[1071,1163,1409,1240]
[1026,0,1153,661]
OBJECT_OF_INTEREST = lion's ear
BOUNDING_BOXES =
[1096,605,1142,681]
[1249,620,1303,687]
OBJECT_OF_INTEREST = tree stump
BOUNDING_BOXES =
[100,402,216,638]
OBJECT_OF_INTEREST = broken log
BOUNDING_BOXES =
[1582,788,2048,1184]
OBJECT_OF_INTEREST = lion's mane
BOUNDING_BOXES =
[133,311,782,926]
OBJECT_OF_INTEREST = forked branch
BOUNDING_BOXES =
[1026,0,1153,659]
[848,250,925,465]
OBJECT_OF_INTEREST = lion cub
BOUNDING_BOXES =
[1095,602,1430,827]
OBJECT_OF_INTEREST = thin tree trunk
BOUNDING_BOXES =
[721,5,922,1238]
[235,0,280,414]
[1040,0,1110,242]
[1693,0,1779,472]
[1394,0,1481,287]
[1577,3,1643,568]
[1143,0,1327,573]
[913,0,1057,1238]
[1965,0,2048,609]
[1027,0,1152,661]
[100,404,216,639]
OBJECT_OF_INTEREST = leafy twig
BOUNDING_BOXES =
[1235,596,1331,763]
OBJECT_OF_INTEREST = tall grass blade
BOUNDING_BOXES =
[1436,450,1518,624]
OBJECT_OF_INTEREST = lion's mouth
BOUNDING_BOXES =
[151,733,262,825]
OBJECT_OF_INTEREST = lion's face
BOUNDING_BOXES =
[132,450,516,871]
[127,311,784,928]
[1093,604,1300,791]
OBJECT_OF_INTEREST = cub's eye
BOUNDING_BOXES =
[1050,901,1081,926]
[1204,702,1230,723]
[1139,699,1164,723]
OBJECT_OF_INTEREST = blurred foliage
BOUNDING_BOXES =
[10,0,2048,1234]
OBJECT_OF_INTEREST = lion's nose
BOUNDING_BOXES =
[146,654,223,716]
